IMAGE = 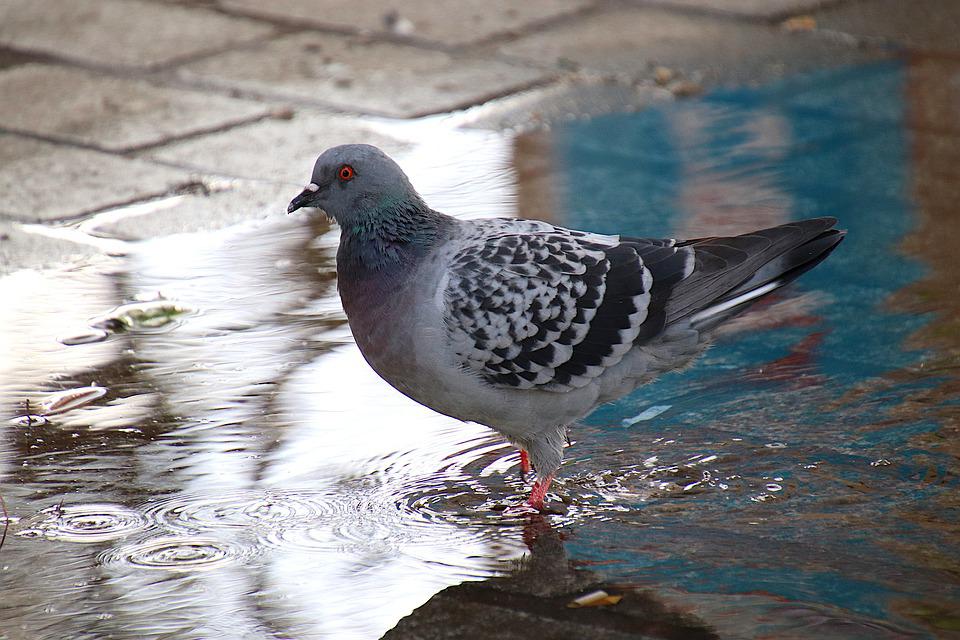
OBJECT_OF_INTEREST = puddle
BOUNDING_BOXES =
[2,57,959,639]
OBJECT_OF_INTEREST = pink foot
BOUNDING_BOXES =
[501,473,556,516]
[526,473,554,511]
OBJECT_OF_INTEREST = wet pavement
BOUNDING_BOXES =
[2,2,960,639]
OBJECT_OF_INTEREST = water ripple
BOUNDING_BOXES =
[16,503,148,543]
[258,487,425,553]
[99,536,246,572]
[142,489,336,534]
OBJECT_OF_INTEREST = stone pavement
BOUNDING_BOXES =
[1,0,959,637]
[5,0,958,273]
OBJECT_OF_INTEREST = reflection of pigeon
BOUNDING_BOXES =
[289,144,845,511]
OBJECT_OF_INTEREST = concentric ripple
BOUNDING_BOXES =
[258,487,412,553]
[256,480,525,578]
[16,503,148,543]
[99,536,246,571]
[142,489,337,535]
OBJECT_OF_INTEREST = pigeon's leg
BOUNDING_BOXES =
[526,473,555,511]
[501,473,555,515]
[519,449,531,477]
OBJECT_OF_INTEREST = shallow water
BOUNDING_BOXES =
[2,58,959,639]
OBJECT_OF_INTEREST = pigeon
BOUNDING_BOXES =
[288,144,845,511]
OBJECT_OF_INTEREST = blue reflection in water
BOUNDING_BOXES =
[549,60,954,633]
[560,60,924,383]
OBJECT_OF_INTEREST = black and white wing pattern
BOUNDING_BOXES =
[442,219,693,392]
[441,216,842,392]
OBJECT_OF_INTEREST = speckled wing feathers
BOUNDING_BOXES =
[443,220,693,392]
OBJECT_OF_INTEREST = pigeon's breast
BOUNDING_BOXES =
[337,263,447,398]
[339,274,413,364]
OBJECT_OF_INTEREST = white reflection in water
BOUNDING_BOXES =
[274,346,498,482]
[379,117,517,220]
[62,132,529,639]
[255,346,526,638]
[0,267,120,410]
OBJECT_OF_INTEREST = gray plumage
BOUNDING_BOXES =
[288,144,845,510]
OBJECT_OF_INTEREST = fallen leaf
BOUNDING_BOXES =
[782,15,817,32]
[567,590,624,608]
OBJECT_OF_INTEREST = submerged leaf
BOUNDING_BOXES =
[41,385,107,416]
[90,300,196,333]
[567,590,623,608]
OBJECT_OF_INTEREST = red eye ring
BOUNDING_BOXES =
[337,164,355,181]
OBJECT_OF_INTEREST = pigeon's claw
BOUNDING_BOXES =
[501,501,542,517]
[499,473,556,516]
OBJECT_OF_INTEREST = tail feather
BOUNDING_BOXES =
[670,218,845,331]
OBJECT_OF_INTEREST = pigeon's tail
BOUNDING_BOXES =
[675,217,846,331]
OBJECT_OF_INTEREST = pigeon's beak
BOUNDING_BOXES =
[287,182,321,214]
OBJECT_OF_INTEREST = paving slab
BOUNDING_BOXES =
[0,0,275,70]
[814,0,960,54]
[0,64,272,152]
[178,32,552,118]
[145,110,410,183]
[220,0,592,47]
[0,222,101,276]
[498,5,882,86]
[86,182,293,241]
[0,134,192,223]
[631,0,837,21]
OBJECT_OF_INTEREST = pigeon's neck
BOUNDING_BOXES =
[337,200,452,280]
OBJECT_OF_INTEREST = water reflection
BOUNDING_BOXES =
[545,57,959,638]
[1,57,959,639]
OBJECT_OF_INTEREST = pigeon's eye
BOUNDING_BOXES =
[337,165,355,182]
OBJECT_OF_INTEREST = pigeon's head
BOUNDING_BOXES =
[287,144,422,224]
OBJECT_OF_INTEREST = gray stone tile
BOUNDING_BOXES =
[87,183,293,241]
[632,0,835,20]
[145,110,410,183]
[178,32,552,118]
[498,6,881,85]
[0,222,100,276]
[0,64,272,152]
[0,0,274,70]
[0,135,192,222]
[814,0,960,53]
[221,0,591,46]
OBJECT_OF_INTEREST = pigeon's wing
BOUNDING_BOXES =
[442,217,844,392]
[441,220,693,392]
